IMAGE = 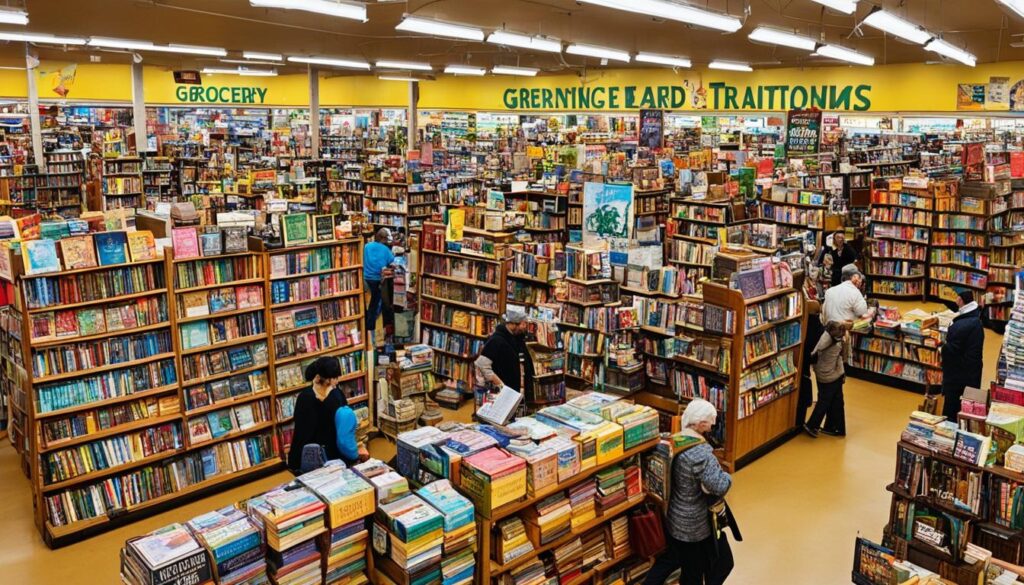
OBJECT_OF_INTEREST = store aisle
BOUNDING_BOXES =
[0,327,1004,585]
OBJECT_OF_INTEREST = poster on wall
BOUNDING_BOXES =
[1010,80,1024,112]
[957,84,986,110]
[639,109,664,149]
[784,109,822,156]
[987,77,1010,111]
[582,182,634,261]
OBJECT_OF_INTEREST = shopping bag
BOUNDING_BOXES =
[629,505,667,558]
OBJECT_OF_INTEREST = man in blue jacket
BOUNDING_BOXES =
[363,228,395,339]
[941,290,985,419]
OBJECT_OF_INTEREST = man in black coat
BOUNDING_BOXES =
[941,290,985,420]
[474,311,535,399]
[817,231,859,288]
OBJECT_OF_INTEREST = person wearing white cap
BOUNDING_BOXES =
[473,311,534,400]
[821,263,875,327]
[363,228,395,337]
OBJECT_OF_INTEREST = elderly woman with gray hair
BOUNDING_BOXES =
[644,399,734,585]
[804,320,848,438]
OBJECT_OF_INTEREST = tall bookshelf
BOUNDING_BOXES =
[0,304,27,473]
[759,194,826,249]
[41,150,86,218]
[407,184,440,229]
[264,237,369,458]
[142,155,174,209]
[987,189,1024,325]
[418,221,513,398]
[523,189,568,243]
[102,156,144,210]
[323,163,365,217]
[866,180,933,300]
[633,187,671,241]
[561,246,621,393]
[666,197,728,284]
[930,183,989,304]
[365,180,410,232]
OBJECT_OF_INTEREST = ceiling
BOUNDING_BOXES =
[0,0,1023,74]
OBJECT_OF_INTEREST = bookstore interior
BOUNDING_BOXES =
[13,1,1024,584]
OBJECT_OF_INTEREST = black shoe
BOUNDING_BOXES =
[802,424,819,438]
[820,429,846,437]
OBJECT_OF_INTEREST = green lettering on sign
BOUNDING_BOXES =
[174,85,269,104]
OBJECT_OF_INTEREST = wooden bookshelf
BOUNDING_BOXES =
[866,180,933,300]
[930,182,988,304]
[0,304,28,476]
[667,197,729,283]
[323,163,365,217]
[407,185,440,229]
[417,220,513,397]
[102,156,144,210]
[365,180,412,232]
[987,190,1024,324]
[263,237,370,459]
[759,196,826,247]
[847,327,942,394]
[522,190,569,243]
[561,246,621,393]
[142,155,175,209]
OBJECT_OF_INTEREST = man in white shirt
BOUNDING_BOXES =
[822,264,875,326]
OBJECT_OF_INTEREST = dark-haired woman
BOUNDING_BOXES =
[287,356,348,473]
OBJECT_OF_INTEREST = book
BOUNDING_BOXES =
[22,239,61,275]
[94,231,129,266]
[172,227,200,259]
[76,308,107,336]
[182,292,211,318]
[200,230,223,257]
[283,214,311,247]
[181,321,211,350]
[222,226,248,253]
[314,214,336,242]
[127,230,157,262]
[58,235,98,270]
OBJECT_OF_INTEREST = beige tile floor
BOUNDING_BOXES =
[0,304,1003,584]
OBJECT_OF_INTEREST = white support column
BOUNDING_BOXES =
[309,65,320,158]
[24,45,43,169]
[130,61,147,153]
[408,81,419,153]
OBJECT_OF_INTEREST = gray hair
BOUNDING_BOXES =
[375,227,392,243]
[681,398,717,430]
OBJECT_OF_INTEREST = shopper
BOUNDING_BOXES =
[363,227,395,337]
[643,399,734,585]
[287,357,346,473]
[804,320,848,438]
[334,395,369,465]
[817,231,858,288]
[821,264,875,326]
[940,290,985,420]
[474,312,535,398]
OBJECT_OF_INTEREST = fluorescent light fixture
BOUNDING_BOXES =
[925,38,977,67]
[997,0,1024,19]
[810,0,858,14]
[566,43,630,63]
[491,65,539,76]
[486,31,562,53]
[378,75,421,82]
[708,60,752,72]
[376,60,432,71]
[87,37,227,56]
[221,58,281,66]
[815,44,874,66]
[395,16,484,41]
[242,51,282,61]
[0,31,86,45]
[862,9,932,45]
[249,0,366,22]
[576,0,741,33]
[287,56,371,69]
[444,64,486,76]
[748,27,818,51]
[0,8,28,26]
[201,67,278,76]
[635,52,691,68]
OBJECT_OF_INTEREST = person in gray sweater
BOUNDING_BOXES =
[804,320,848,438]
[644,399,734,585]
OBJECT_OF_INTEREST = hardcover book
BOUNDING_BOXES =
[180,321,211,350]
[94,231,129,266]
[222,226,248,253]
[76,308,107,337]
[182,292,211,318]
[172,227,201,259]
[127,230,158,262]
[235,285,263,309]
[58,235,98,270]
[22,239,61,275]
[201,230,223,257]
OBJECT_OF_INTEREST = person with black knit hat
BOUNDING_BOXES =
[940,290,985,420]
[287,356,361,473]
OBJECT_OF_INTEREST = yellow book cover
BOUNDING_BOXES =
[127,230,157,262]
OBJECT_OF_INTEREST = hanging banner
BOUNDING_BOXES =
[784,109,822,156]
[582,182,634,264]
[639,109,664,149]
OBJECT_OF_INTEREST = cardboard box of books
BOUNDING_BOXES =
[298,462,376,528]
[458,448,527,515]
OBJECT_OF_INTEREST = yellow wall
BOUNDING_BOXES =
[5,60,1024,113]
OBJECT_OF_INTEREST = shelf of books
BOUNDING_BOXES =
[141,155,174,210]
[323,163,366,217]
[1,166,85,220]
[868,177,933,297]
[0,303,27,475]
[666,197,730,283]
[846,306,943,394]
[264,235,369,458]
[866,178,934,300]
[418,220,513,399]
[40,150,86,218]
[407,184,440,229]
[560,246,621,394]
[759,189,826,248]
[523,190,568,243]
[102,156,144,211]
[620,263,689,402]
[985,188,1024,325]
[930,181,989,304]
[365,180,410,232]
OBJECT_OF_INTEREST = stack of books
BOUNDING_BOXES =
[900,411,956,455]
[352,458,409,503]
[321,519,369,585]
[267,539,321,585]
[551,536,583,583]
[600,402,660,450]
[505,441,558,497]
[535,404,625,468]
[580,528,608,572]
[377,494,445,576]
[247,486,327,585]
[530,492,573,545]
[459,447,527,512]
[120,523,212,585]
[416,480,476,585]
[507,558,547,585]
[420,429,499,482]
[495,517,535,564]
[568,479,598,529]
[595,466,627,513]
[297,463,375,585]
[396,426,448,478]
[608,516,630,560]
[623,462,642,498]
[187,506,266,585]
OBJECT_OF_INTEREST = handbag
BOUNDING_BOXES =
[300,443,328,474]
[629,504,666,558]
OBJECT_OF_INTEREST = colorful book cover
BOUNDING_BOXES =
[21,239,61,275]
[94,231,129,266]
[282,214,311,247]
[222,226,248,253]
[210,380,232,402]
[172,227,200,259]
[182,292,211,318]
[30,313,55,341]
[200,230,223,257]
[235,285,263,309]
[127,230,157,262]
[59,235,98,270]
[180,321,211,350]
[76,308,107,337]
[314,214,336,242]
[208,411,235,438]
[54,310,79,337]
[208,288,237,314]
